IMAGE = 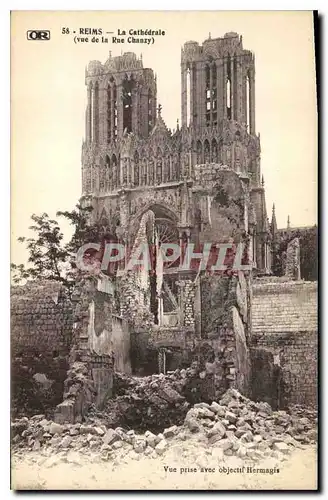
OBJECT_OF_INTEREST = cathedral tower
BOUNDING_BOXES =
[181,32,255,134]
[84,52,157,145]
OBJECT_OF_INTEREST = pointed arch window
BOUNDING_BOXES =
[205,64,211,126]
[186,64,191,127]
[107,78,116,143]
[205,61,218,127]
[246,70,250,131]
[113,83,118,139]
[211,62,217,126]
[123,75,133,133]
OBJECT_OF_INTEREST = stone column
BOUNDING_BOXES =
[199,61,206,128]
[235,58,240,122]
[111,85,115,141]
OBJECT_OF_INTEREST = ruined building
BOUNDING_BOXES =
[11,33,317,422]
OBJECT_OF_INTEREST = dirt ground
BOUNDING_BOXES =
[11,442,317,491]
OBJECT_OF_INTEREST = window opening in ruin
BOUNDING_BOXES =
[186,66,191,127]
[205,64,211,126]
[162,277,179,313]
[122,76,133,134]
[227,78,231,119]
[149,241,158,324]
[212,63,217,125]
[246,71,250,131]
[147,215,180,326]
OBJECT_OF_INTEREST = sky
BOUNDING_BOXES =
[11,10,317,265]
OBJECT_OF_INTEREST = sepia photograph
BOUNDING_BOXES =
[10,10,318,490]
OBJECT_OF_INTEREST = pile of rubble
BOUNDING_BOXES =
[11,388,317,465]
[86,364,206,432]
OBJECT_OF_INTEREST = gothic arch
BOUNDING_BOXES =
[134,202,179,226]
[99,206,109,225]
[111,153,118,166]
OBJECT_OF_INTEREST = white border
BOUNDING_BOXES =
[3,3,325,498]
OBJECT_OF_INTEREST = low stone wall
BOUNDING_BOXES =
[251,279,317,408]
[252,332,317,409]
[11,281,74,416]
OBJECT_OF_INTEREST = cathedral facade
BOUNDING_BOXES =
[80,32,272,360]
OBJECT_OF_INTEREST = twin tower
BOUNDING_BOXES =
[81,32,269,273]
[82,32,260,190]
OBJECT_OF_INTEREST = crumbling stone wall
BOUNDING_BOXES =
[118,209,155,328]
[11,281,73,416]
[252,279,317,408]
[196,271,252,399]
[70,275,129,405]
[54,349,114,424]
